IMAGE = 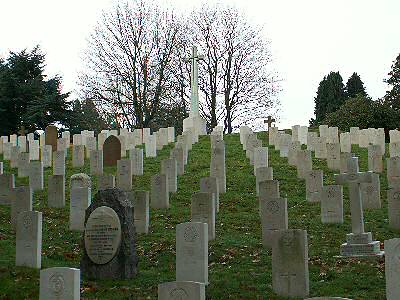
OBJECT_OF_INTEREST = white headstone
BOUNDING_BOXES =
[151,174,169,209]
[176,222,208,284]
[305,170,323,203]
[116,159,132,191]
[29,161,44,191]
[321,185,343,223]
[48,175,65,208]
[69,187,91,231]
[16,210,42,269]
[158,281,205,300]
[385,238,400,300]
[272,229,309,298]
[40,267,80,300]
[11,186,32,229]
[90,150,103,176]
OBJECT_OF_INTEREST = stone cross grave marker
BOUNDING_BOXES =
[335,157,383,257]
[103,135,121,167]
[80,189,138,279]
[264,116,276,129]
[185,46,204,117]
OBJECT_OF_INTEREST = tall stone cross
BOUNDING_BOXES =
[264,116,276,129]
[335,157,372,234]
[185,46,204,117]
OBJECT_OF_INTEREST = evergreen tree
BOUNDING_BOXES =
[345,72,367,98]
[0,46,71,135]
[313,71,346,124]
[384,53,400,110]
[66,99,109,134]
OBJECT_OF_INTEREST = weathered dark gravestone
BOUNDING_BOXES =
[103,136,121,167]
[80,188,138,279]
[45,125,58,151]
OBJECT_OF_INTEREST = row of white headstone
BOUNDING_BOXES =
[240,126,310,298]
[259,123,400,299]
[156,126,226,299]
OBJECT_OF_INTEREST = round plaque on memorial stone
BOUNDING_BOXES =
[84,206,122,265]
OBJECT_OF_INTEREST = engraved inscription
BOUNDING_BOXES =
[170,288,189,300]
[266,200,279,213]
[84,206,122,265]
[184,225,198,242]
[49,273,65,297]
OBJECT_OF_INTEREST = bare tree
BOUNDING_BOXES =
[78,0,181,130]
[189,4,281,133]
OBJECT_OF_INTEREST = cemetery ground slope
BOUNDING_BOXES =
[0,132,395,299]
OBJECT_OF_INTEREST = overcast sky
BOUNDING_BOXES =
[1,0,399,128]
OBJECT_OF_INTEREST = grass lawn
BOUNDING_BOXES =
[0,131,396,299]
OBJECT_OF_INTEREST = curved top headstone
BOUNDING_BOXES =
[70,173,91,189]
[103,135,121,166]
[45,125,58,151]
